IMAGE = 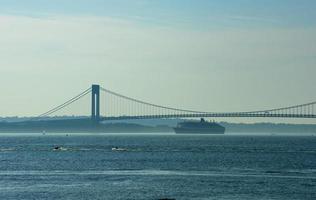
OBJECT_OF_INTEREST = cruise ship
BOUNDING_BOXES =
[174,118,225,134]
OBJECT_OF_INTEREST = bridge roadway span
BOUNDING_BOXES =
[101,113,316,121]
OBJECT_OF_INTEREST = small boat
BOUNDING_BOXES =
[111,147,127,151]
[53,146,67,151]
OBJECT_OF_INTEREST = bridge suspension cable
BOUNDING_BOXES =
[245,101,316,114]
[32,84,316,121]
[99,86,316,119]
[100,87,210,113]
[34,87,91,119]
[100,87,209,115]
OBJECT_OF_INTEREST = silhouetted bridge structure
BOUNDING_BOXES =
[35,84,316,122]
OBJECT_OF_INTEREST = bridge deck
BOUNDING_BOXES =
[101,113,316,121]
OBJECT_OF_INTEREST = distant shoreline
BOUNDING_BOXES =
[0,118,315,134]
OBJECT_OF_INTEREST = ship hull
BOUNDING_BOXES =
[174,127,225,134]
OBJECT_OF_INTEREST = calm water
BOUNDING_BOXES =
[0,133,315,200]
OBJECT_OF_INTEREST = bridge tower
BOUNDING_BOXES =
[91,84,100,122]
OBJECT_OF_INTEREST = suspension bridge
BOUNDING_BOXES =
[34,84,316,123]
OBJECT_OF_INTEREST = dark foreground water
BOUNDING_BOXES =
[0,133,315,200]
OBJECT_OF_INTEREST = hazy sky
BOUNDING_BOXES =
[0,0,315,122]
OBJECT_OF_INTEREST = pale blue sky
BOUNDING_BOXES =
[0,0,315,123]
[1,0,316,28]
